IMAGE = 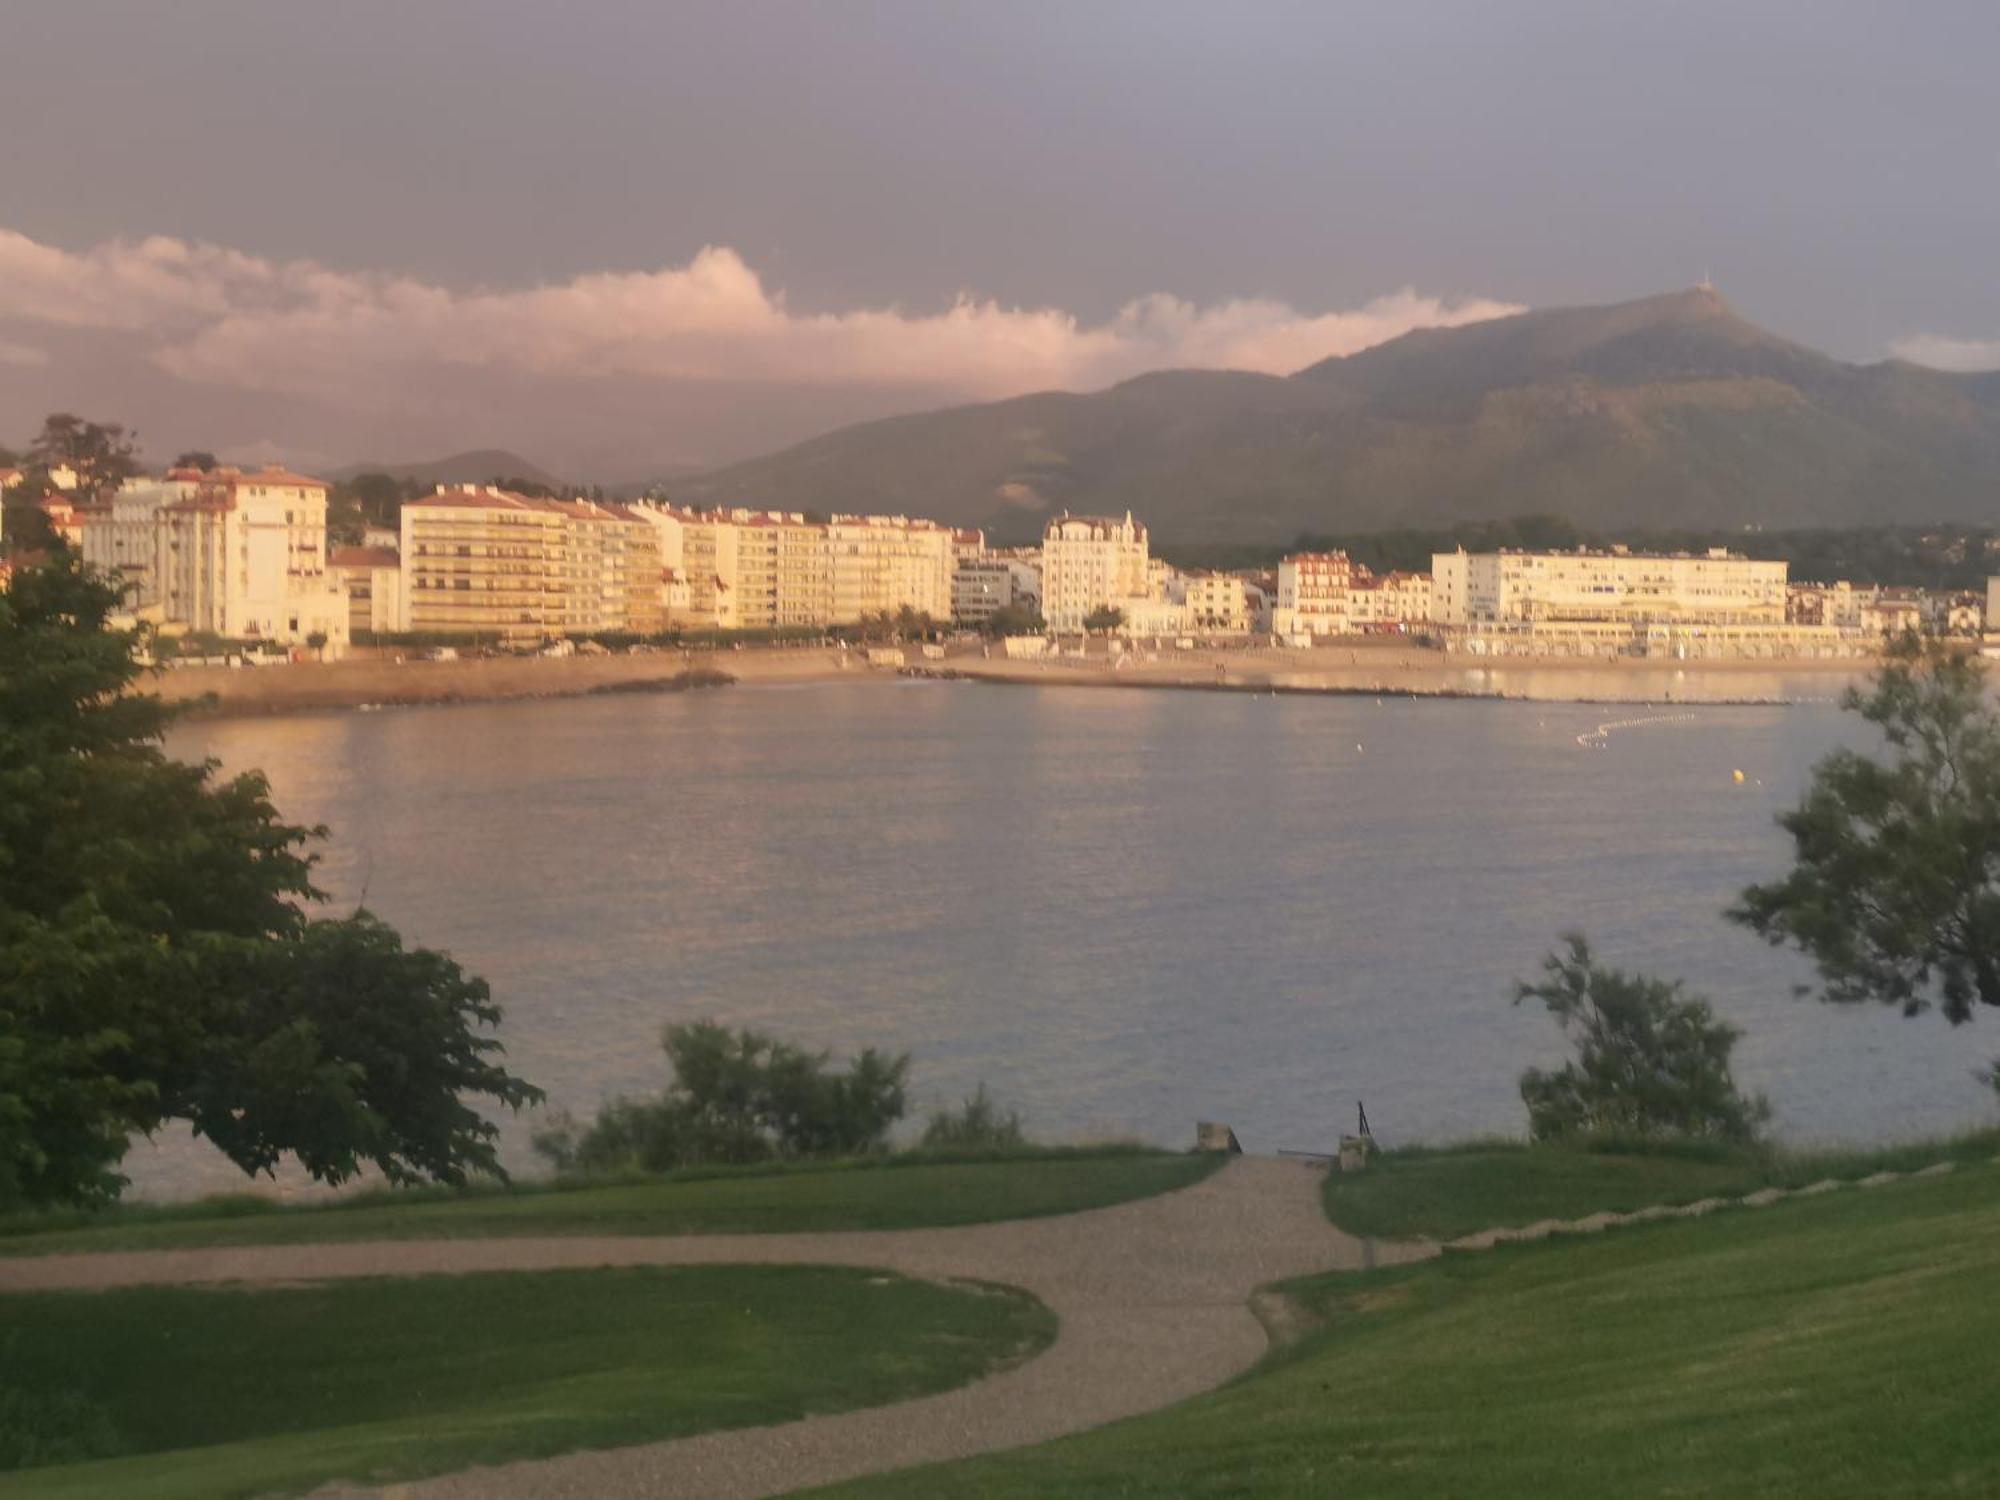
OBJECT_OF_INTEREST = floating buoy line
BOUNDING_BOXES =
[1575,711,1699,749]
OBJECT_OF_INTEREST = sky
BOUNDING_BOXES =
[2,0,1997,481]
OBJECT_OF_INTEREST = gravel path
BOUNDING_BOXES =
[0,1156,1429,1498]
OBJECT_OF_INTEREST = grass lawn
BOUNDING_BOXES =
[0,1264,1053,1499]
[1324,1129,2000,1241]
[0,1149,1220,1257]
[825,1165,2000,1498]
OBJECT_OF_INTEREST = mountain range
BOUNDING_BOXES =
[674,288,2000,546]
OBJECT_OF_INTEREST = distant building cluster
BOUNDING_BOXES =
[1427,546,1978,659]
[76,464,350,649]
[5,459,1991,660]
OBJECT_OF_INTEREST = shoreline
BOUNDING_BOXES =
[147,640,1878,718]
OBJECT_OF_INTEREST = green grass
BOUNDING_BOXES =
[0,1148,1220,1257]
[0,1264,1053,1500]
[1323,1129,2000,1241]
[824,1165,2000,1498]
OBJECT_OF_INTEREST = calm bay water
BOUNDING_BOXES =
[135,678,1998,1198]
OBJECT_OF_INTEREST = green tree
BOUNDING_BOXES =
[1734,638,2000,1045]
[1083,605,1126,633]
[533,1021,909,1174]
[26,413,138,502]
[980,603,1045,638]
[1514,934,1768,1142]
[339,472,414,529]
[0,554,540,1208]
[0,493,59,557]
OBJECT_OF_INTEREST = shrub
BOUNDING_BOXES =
[533,1022,910,1175]
[922,1084,1025,1151]
[1515,934,1769,1143]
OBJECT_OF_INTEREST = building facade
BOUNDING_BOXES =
[828,514,954,624]
[1041,512,1150,632]
[330,545,404,635]
[1273,552,1360,635]
[80,465,349,647]
[1427,547,1864,658]
[1431,547,1786,629]
[1184,573,1255,632]
[400,486,663,638]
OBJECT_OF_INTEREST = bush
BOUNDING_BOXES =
[922,1084,1025,1151]
[533,1022,910,1174]
[1515,934,1769,1143]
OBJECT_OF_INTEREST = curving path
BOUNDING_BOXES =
[1435,1157,1967,1249]
[0,1156,1433,1499]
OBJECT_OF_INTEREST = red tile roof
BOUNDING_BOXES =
[330,545,400,568]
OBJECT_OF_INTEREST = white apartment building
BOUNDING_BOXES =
[1349,570,1433,631]
[1184,573,1256,632]
[82,465,349,648]
[1425,547,1860,658]
[1273,552,1360,636]
[1430,547,1786,629]
[638,505,958,630]
[828,514,955,623]
[1041,512,1150,632]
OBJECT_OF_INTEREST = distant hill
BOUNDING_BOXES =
[678,288,2000,546]
[328,449,565,489]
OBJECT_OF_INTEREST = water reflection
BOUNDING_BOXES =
[143,679,1995,1199]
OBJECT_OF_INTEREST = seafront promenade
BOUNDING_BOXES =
[145,639,1876,717]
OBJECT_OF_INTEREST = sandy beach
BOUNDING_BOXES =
[146,638,1879,717]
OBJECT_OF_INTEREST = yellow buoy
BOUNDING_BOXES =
[1732,769,1746,783]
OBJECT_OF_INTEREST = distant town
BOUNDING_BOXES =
[3,455,1996,665]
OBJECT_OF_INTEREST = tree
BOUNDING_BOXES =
[1514,934,1768,1142]
[26,413,138,502]
[980,603,1045,638]
[532,1021,909,1174]
[0,554,541,1208]
[1083,605,1126,634]
[0,493,58,557]
[172,450,218,471]
[1734,638,2000,1046]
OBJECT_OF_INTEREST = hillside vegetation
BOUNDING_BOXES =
[681,288,2000,546]
[832,1165,2000,1498]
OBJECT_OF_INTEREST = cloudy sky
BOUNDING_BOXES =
[2,1,1996,480]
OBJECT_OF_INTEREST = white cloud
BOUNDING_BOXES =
[0,227,1523,407]
[0,339,47,367]
[1889,333,2000,373]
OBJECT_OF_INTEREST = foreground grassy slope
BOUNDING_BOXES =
[0,1150,1219,1256]
[1325,1131,2000,1241]
[830,1166,2000,1498]
[0,1265,1052,1500]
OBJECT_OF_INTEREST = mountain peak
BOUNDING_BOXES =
[1291,285,1821,394]
[681,288,2000,546]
